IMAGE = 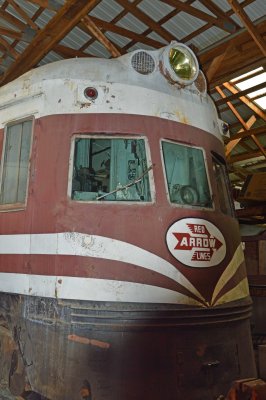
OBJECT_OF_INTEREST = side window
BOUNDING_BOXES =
[162,140,212,208]
[71,137,152,202]
[212,153,234,216]
[0,120,32,207]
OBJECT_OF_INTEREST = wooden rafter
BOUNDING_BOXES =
[223,82,266,122]
[0,0,101,85]
[115,0,175,43]
[28,0,60,11]
[206,43,234,82]
[161,0,237,33]
[229,149,266,164]
[89,16,165,49]
[230,125,266,141]
[227,0,266,57]
[199,19,266,87]
[0,8,27,31]
[81,15,121,57]
[216,81,266,107]
[6,0,39,30]
[0,0,264,202]
[199,0,240,30]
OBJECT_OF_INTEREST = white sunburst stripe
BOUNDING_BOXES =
[211,244,246,305]
[0,272,205,305]
[0,232,205,304]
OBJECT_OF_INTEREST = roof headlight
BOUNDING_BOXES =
[161,42,199,86]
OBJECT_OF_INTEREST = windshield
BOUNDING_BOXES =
[212,153,234,216]
[71,137,152,202]
[162,140,212,208]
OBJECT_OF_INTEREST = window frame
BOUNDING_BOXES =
[160,138,213,210]
[0,117,34,212]
[68,133,155,204]
[211,151,235,217]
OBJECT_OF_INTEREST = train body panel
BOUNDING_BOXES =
[0,43,256,399]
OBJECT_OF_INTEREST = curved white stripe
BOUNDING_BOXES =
[0,232,205,302]
[212,278,249,306]
[211,244,245,304]
[0,272,204,306]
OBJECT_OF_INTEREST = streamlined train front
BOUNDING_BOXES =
[0,42,256,400]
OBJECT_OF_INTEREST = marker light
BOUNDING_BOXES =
[84,87,98,100]
[161,42,199,86]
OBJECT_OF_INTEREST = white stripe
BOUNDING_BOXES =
[0,272,204,306]
[0,232,204,302]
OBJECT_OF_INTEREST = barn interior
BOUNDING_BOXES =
[0,0,265,398]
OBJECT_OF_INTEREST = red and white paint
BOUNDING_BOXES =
[166,218,226,267]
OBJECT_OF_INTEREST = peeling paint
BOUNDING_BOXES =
[68,334,110,349]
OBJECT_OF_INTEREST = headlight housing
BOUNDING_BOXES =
[161,42,199,86]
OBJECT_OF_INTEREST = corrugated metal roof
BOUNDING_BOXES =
[138,0,174,22]
[0,0,264,182]
[163,11,206,42]
[90,0,124,23]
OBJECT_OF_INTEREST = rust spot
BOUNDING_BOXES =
[80,103,91,108]
[68,334,110,349]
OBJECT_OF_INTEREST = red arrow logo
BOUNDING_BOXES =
[173,223,223,262]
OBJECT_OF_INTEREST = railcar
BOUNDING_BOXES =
[0,42,256,400]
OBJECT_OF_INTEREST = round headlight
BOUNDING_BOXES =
[161,42,199,86]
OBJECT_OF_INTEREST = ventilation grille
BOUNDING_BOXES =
[194,70,207,94]
[131,51,155,75]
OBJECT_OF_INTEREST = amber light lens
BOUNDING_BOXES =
[169,47,197,81]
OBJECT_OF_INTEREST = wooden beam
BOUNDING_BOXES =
[0,27,22,41]
[227,0,266,57]
[216,81,266,107]
[115,0,174,43]
[200,20,266,65]
[236,205,266,218]
[6,0,39,30]
[250,135,266,159]
[229,149,265,163]
[0,0,101,86]
[79,0,142,54]
[28,0,60,10]
[223,82,266,122]
[216,85,248,128]
[53,44,94,59]
[206,43,233,82]
[182,0,254,44]
[199,20,266,87]
[200,0,240,30]
[161,0,237,33]
[81,15,121,57]
[229,125,266,141]
[0,8,27,31]
[89,16,165,49]
[118,0,196,53]
[225,114,257,157]
[0,36,19,59]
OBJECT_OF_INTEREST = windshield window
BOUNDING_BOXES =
[212,153,234,216]
[0,120,32,206]
[71,137,151,202]
[162,140,212,208]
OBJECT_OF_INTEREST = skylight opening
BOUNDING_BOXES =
[230,67,263,83]
[230,67,266,110]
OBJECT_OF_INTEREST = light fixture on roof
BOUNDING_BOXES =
[160,42,199,86]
